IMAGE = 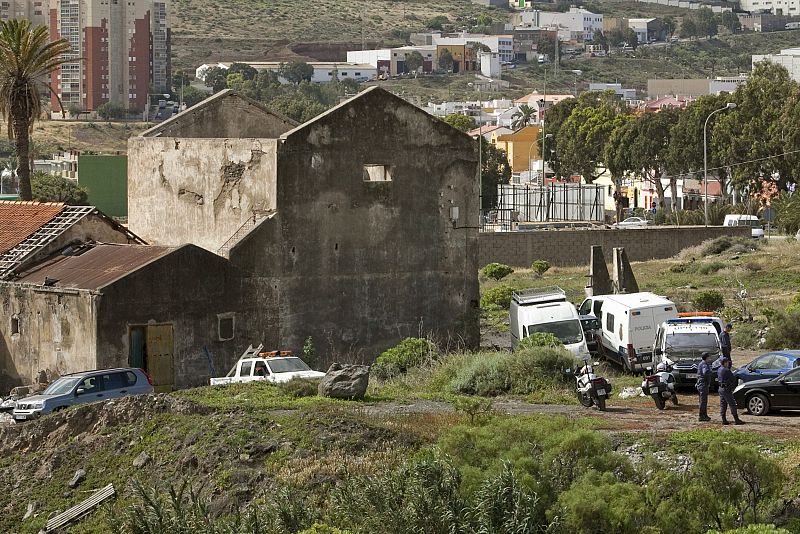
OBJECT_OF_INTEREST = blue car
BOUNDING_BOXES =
[734,351,800,383]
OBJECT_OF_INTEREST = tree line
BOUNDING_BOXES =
[539,62,799,217]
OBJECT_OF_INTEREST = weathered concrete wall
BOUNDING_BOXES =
[479,226,753,267]
[231,88,480,362]
[0,284,98,393]
[96,245,269,389]
[128,137,279,253]
[143,91,297,139]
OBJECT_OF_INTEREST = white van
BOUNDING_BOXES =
[510,287,590,359]
[578,292,678,371]
[723,214,764,239]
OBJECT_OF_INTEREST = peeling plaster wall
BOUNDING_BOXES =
[0,283,98,393]
[128,137,279,252]
[231,89,481,361]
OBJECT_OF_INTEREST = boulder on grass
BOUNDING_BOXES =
[318,363,369,400]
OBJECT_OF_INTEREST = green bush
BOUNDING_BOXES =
[517,332,563,349]
[450,347,574,396]
[297,524,353,534]
[480,262,514,280]
[531,260,551,276]
[692,290,725,311]
[278,377,320,398]
[764,310,800,349]
[697,261,726,275]
[372,337,438,380]
[303,336,318,369]
[480,284,515,309]
[707,526,792,534]
[785,293,800,315]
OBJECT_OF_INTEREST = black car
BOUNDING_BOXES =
[579,315,601,355]
[733,367,800,416]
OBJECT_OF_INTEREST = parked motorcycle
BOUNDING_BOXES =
[570,360,612,411]
[641,361,679,410]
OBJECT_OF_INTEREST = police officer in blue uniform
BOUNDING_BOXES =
[718,357,745,425]
[720,323,733,359]
[697,352,713,422]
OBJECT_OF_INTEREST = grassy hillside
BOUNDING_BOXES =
[27,121,145,156]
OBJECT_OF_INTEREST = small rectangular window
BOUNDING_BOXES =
[240,361,252,377]
[218,313,235,341]
[606,312,615,333]
[363,164,392,182]
[11,315,19,335]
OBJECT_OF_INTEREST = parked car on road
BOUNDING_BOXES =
[12,368,154,421]
[734,366,800,416]
[612,217,652,228]
[734,351,800,383]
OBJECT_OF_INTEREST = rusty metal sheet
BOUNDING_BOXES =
[14,243,173,290]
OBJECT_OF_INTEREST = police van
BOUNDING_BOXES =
[510,286,590,359]
[578,292,678,372]
[653,317,722,386]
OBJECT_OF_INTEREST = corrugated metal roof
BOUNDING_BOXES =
[0,201,65,255]
[14,243,173,290]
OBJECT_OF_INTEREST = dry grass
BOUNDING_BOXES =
[31,120,146,155]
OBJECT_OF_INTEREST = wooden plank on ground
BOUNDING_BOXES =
[44,483,115,532]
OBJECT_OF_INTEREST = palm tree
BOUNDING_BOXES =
[511,104,536,130]
[0,20,70,200]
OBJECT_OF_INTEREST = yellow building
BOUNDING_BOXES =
[492,126,542,173]
[436,44,478,73]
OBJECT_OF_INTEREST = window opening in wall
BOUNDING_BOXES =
[363,164,392,182]
[218,313,235,341]
[11,315,19,335]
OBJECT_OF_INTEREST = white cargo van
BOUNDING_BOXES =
[510,287,590,359]
[723,214,764,239]
[578,292,678,371]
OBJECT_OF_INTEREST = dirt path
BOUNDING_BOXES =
[359,394,800,438]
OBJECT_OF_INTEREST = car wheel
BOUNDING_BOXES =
[746,393,769,416]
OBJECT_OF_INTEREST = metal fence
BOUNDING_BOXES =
[482,182,606,231]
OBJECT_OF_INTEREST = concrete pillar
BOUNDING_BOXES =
[586,245,612,297]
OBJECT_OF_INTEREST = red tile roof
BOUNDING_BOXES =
[0,201,65,256]
[14,243,173,290]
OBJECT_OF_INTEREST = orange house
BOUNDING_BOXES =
[492,125,542,173]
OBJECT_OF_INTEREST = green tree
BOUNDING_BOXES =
[592,29,608,52]
[663,16,677,38]
[225,72,245,89]
[424,15,449,30]
[695,7,719,38]
[606,27,627,46]
[181,86,208,108]
[0,20,71,201]
[511,104,536,130]
[442,113,476,132]
[204,66,229,93]
[679,18,697,39]
[714,62,798,194]
[269,94,325,122]
[604,114,637,220]
[227,62,257,81]
[31,171,88,204]
[629,108,681,211]
[557,91,629,183]
[720,11,742,33]
[171,70,192,92]
[625,27,639,49]
[278,61,314,84]
[404,51,424,74]
[438,49,454,72]
[96,102,127,120]
[481,141,511,210]
[540,97,580,178]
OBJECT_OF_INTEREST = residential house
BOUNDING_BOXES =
[537,7,604,42]
[738,0,800,16]
[512,28,558,62]
[205,61,379,83]
[627,18,666,43]
[514,91,574,120]
[642,95,694,111]
[468,124,513,141]
[589,83,637,101]
[390,46,437,74]
[491,125,542,177]
[436,41,479,72]
[737,11,790,32]
[127,88,480,378]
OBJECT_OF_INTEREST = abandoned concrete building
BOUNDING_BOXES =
[128,87,480,374]
[0,201,248,392]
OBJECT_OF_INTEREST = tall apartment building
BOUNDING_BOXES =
[0,0,47,25]
[47,0,170,114]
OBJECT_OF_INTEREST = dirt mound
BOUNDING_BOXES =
[0,394,209,456]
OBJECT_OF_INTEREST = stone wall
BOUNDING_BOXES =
[0,284,98,391]
[479,226,752,267]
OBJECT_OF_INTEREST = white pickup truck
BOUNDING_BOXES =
[210,353,325,386]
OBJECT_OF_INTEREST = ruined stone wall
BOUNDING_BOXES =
[127,137,280,253]
[0,283,98,393]
[231,88,481,362]
[95,245,268,389]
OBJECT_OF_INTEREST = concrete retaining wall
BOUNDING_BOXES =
[479,226,752,267]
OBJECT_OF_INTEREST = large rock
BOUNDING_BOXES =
[318,363,370,400]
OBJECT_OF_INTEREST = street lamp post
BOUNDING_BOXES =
[570,69,582,96]
[703,102,736,226]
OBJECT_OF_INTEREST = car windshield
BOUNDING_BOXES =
[42,377,82,396]
[267,357,311,374]
[666,333,719,358]
[527,320,584,345]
